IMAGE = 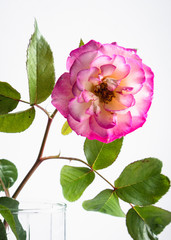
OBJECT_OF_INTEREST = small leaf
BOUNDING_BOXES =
[0,82,21,114]
[83,189,125,217]
[84,138,123,170]
[0,159,18,191]
[0,107,35,133]
[60,166,95,201]
[0,220,7,240]
[0,197,26,240]
[126,208,158,240]
[134,206,171,235]
[61,121,72,135]
[79,39,84,47]
[115,158,170,205]
[27,20,55,104]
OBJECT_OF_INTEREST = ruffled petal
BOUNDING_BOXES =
[111,55,130,80]
[68,98,91,122]
[94,106,116,128]
[70,51,99,85]
[129,64,154,129]
[109,111,132,139]
[77,67,99,91]
[51,73,74,117]
[67,40,101,71]
[104,96,128,111]
[115,93,135,108]
[100,43,141,62]
[89,116,109,138]
[91,55,112,69]
[67,114,101,140]
[120,57,145,94]
[100,64,116,76]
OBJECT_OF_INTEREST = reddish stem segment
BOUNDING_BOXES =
[12,109,57,199]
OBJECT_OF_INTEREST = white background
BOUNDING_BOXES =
[0,0,171,239]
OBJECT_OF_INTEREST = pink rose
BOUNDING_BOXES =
[51,40,154,143]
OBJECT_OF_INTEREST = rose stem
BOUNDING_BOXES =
[12,109,58,199]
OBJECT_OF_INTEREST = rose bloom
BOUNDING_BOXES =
[52,40,154,143]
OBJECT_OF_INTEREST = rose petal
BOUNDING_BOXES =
[129,64,154,125]
[94,106,116,129]
[100,43,141,62]
[89,116,109,138]
[104,96,128,111]
[70,51,99,85]
[109,111,132,139]
[111,55,130,80]
[68,98,91,122]
[67,114,101,140]
[51,73,74,117]
[91,55,112,69]
[120,57,145,94]
[67,40,101,71]
[100,64,116,76]
[86,100,101,115]
[77,67,99,91]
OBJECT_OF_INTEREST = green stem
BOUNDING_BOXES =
[41,155,115,190]
[12,109,58,199]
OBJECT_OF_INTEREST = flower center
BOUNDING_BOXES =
[94,82,114,103]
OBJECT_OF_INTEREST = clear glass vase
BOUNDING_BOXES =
[6,202,66,240]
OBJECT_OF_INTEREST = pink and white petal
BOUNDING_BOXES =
[51,73,74,117]
[94,106,116,129]
[82,90,97,102]
[143,64,154,92]
[67,114,101,141]
[115,93,135,108]
[111,55,130,80]
[68,98,91,122]
[130,114,147,131]
[111,43,142,62]
[120,57,145,94]
[104,96,128,111]
[129,85,153,121]
[99,43,117,58]
[91,55,112,69]
[130,65,154,117]
[66,40,101,71]
[70,51,99,85]
[77,67,99,91]
[86,101,101,115]
[108,111,132,139]
[100,64,116,77]
[89,116,109,138]
[72,82,82,97]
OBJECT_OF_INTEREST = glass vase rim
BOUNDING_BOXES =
[0,201,67,214]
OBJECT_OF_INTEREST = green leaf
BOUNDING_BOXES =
[0,220,7,240]
[61,121,72,135]
[126,206,171,240]
[83,189,125,217]
[0,107,35,133]
[84,138,123,170]
[0,197,26,240]
[79,39,84,47]
[115,158,170,205]
[27,20,55,104]
[126,208,158,240]
[134,206,171,235]
[0,82,21,114]
[0,159,18,191]
[0,204,18,239]
[60,166,95,201]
